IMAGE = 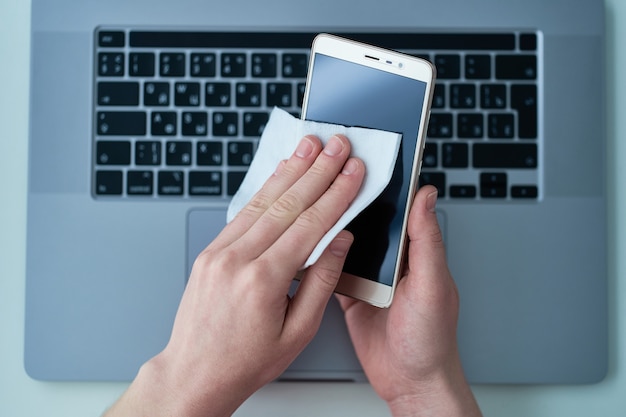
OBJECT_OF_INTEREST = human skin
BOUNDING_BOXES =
[103,134,482,417]
[104,134,365,417]
[337,185,482,417]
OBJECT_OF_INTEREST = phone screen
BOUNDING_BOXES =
[304,53,428,286]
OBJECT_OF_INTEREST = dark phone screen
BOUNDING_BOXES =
[305,53,427,286]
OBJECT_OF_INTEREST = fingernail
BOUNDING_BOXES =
[426,189,438,213]
[295,136,314,158]
[323,135,344,156]
[341,158,359,175]
[330,236,353,258]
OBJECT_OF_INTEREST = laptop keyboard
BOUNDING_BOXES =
[93,30,540,201]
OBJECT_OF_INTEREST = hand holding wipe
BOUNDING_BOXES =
[227,107,402,268]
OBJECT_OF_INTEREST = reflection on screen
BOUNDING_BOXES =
[305,53,427,286]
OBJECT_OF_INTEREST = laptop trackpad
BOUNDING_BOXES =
[186,208,228,277]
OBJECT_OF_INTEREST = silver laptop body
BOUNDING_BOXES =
[25,0,607,383]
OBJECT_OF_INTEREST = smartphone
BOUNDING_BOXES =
[302,33,435,307]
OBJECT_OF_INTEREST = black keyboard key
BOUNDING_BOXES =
[144,82,170,106]
[473,143,537,168]
[450,185,477,198]
[98,52,124,76]
[158,171,184,195]
[197,141,223,166]
[95,171,123,195]
[135,141,161,165]
[97,82,139,106]
[227,171,247,196]
[422,142,438,168]
[511,185,538,198]
[228,141,254,166]
[189,171,222,196]
[129,53,155,76]
[213,112,238,136]
[243,112,269,137]
[433,54,460,79]
[480,172,507,198]
[182,111,208,136]
[205,82,231,106]
[236,83,262,107]
[519,34,537,51]
[427,113,453,138]
[465,55,491,79]
[450,84,476,108]
[267,83,292,107]
[432,84,445,108]
[221,53,246,77]
[191,53,216,77]
[166,141,192,165]
[151,111,177,136]
[96,141,130,165]
[175,82,201,106]
[442,143,468,168]
[98,31,125,47]
[127,171,153,195]
[488,113,515,138]
[252,53,277,77]
[496,55,537,80]
[457,113,483,138]
[160,53,185,76]
[282,53,308,78]
[480,84,507,109]
[97,111,146,135]
[419,172,446,197]
[511,84,538,138]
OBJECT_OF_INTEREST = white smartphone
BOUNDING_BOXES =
[302,33,436,307]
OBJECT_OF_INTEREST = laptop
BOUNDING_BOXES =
[25,0,608,383]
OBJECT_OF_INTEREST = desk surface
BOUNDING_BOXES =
[1,1,625,415]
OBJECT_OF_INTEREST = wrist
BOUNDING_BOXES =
[105,350,246,417]
[386,359,482,417]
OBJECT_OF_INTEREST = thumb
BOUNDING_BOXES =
[286,230,354,340]
[406,185,448,278]
[397,185,459,320]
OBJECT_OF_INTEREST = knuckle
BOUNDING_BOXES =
[309,267,340,293]
[296,205,327,229]
[247,256,273,279]
[269,192,303,218]
[242,190,273,216]
[279,160,304,178]
[307,162,329,178]
[193,246,240,275]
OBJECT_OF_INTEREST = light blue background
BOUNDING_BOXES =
[1,0,623,415]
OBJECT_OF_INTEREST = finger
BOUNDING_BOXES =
[406,185,447,274]
[262,156,364,274]
[210,135,323,250]
[283,230,354,344]
[233,134,354,260]
[402,185,458,309]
